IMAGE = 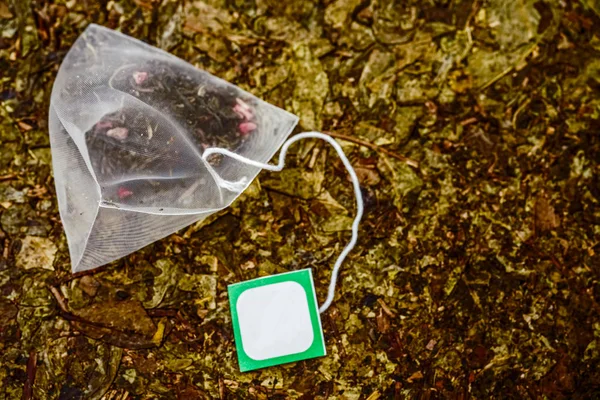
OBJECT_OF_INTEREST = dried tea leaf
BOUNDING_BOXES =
[372,0,417,44]
[338,21,376,50]
[0,301,17,327]
[353,167,381,186]
[292,44,329,131]
[354,122,395,146]
[0,1,12,19]
[177,274,217,309]
[261,168,324,199]
[582,0,600,18]
[396,74,439,103]
[1,204,34,235]
[255,0,316,20]
[16,236,57,271]
[156,0,183,50]
[324,0,362,29]
[316,190,348,213]
[250,64,290,96]
[31,148,51,165]
[262,17,313,43]
[144,258,180,308]
[487,0,542,49]
[71,300,164,349]
[535,196,560,232]
[321,214,354,233]
[392,106,423,143]
[0,184,25,203]
[407,370,424,382]
[468,0,558,87]
[78,275,100,297]
[359,49,396,108]
[184,1,233,35]
[377,158,422,213]
[34,337,122,400]
[165,358,193,371]
[194,34,230,62]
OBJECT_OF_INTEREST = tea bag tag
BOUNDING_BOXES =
[204,132,364,372]
[228,269,326,372]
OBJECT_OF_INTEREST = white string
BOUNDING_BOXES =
[202,132,364,313]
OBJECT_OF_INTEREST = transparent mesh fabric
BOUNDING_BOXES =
[50,24,298,272]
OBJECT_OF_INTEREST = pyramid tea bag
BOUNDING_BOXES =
[50,24,298,272]
[51,25,364,371]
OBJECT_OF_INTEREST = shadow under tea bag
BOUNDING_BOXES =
[50,24,298,272]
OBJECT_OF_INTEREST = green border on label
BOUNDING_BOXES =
[228,269,326,372]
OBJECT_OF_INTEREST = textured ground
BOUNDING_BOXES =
[1,0,600,399]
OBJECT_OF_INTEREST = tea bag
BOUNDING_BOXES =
[51,24,364,372]
[50,24,297,272]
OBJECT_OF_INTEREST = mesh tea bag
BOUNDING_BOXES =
[50,24,297,272]
[50,24,362,283]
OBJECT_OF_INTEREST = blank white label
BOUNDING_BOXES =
[236,281,314,360]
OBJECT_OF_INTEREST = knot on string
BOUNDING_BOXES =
[202,132,364,313]
[213,175,248,193]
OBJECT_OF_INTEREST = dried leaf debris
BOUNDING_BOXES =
[1,0,600,398]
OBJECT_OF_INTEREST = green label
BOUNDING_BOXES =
[228,269,326,372]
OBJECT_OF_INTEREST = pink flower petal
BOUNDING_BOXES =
[236,98,252,112]
[118,187,134,199]
[239,122,257,135]
[106,127,129,140]
[133,71,148,85]
[233,105,245,120]
[95,121,113,130]
[233,104,253,120]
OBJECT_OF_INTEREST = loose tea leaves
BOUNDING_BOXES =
[50,24,298,272]
[84,59,258,208]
